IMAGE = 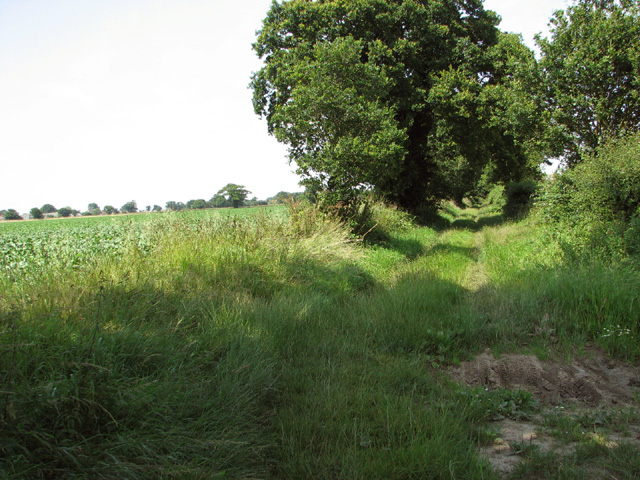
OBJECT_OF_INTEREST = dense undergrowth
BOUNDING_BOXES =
[536,132,640,262]
[1,200,639,478]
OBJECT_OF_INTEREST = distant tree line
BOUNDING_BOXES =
[1,183,307,221]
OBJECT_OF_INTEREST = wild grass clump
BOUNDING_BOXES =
[536,132,640,261]
[482,184,506,210]
[0,208,371,478]
[319,196,418,244]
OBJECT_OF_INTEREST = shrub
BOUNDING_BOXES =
[57,207,73,218]
[625,210,640,256]
[41,204,57,213]
[482,184,506,209]
[536,132,640,260]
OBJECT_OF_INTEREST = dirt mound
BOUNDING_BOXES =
[450,349,640,407]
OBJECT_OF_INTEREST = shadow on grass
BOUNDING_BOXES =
[451,218,480,230]
[1,279,282,479]
[383,236,425,259]
[426,242,477,260]
[450,215,506,231]
[477,213,504,228]
[426,212,506,232]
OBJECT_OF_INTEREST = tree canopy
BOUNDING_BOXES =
[186,199,208,210]
[120,201,138,214]
[57,207,73,218]
[41,204,57,214]
[537,0,640,166]
[3,209,22,221]
[30,208,44,220]
[251,0,545,210]
[217,184,251,208]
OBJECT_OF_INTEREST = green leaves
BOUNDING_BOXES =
[537,0,640,165]
[270,36,406,204]
[252,0,541,212]
[0,223,151,282]
[536,132,640,260]
[217,184,251,208]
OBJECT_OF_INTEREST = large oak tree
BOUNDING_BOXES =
[251,0,544,211]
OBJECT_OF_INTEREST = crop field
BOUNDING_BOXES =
[1,202,640,479]
[0,206,285,283]
[0,205,286,232]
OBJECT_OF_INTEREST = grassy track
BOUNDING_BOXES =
[1,203,639,478]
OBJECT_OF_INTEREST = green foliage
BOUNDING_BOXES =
[186,198,207,209]
[3,209,22,221]
[461,387,538,422]
[252,0,542,212]
[41,204,56,213]
[0,208,368,478]
[57,207,73,218]
[82,204,102,216]
[29,208,44,220]
[3,200,640,478]
[0,223,148,282]
[103,205,117,215]
[482,184,506,210]
[217,183,250,208]
[165,201,185,211]
[267,191,305,205]
[208,194,229,208]
[120,200,137,213]
[351,199,417,244]
[537,0,640,165]
[536,132,640,260]
[428,33,549,201]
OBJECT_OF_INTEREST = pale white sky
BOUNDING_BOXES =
[0,0,568,214]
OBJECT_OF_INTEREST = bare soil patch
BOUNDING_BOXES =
[478,419,560,476]
[450,349,640,477]
[450,349,640,407]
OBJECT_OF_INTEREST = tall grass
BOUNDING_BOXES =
[473,218,640,360]
[0,209,364,478]
[2,200,639,478]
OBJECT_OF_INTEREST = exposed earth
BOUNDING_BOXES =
[450,349,640,476]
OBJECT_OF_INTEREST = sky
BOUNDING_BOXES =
[0,0,568,214]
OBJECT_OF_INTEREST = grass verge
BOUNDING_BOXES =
[1,202,639,478]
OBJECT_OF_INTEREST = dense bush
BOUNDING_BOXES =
[29,208,44,220]
[536,132,640,260]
